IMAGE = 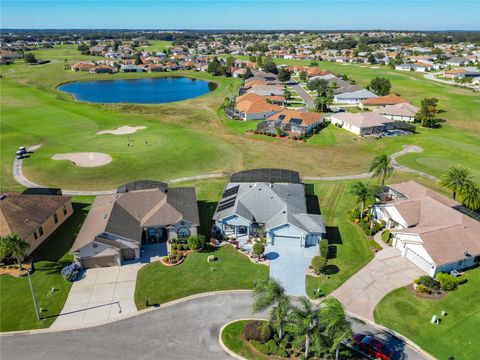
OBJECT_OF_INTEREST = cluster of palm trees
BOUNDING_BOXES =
[349,154,395,217]
[252,278,352,359]
[440,166,480,211]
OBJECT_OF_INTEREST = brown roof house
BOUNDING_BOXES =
[0,193,73,254]
[373,181,480,276]
[263,109,323,137]
[71,181,199,268]
[232,93,284,121]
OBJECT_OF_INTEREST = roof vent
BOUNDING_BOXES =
[0,194,6,201]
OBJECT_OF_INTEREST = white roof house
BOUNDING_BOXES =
[330,112,396,136]
[374,103,419,122]
[213,169,325,248]
[333,89,378,105]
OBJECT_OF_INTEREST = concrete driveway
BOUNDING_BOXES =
[52,243,167,329]
[266,244,318,297]
[331,247,425,321]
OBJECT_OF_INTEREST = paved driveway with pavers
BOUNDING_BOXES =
[266,244,318,297]
[331,247,425,321]
[52,243,167,329]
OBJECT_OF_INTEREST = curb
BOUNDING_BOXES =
[343,310,436,360]
[0,289,253,337]
[218,318,266,360]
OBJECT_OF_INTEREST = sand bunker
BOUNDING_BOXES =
[96,126,146,135]
[51,152,112,167]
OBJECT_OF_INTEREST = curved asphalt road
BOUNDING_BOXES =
[1,293,427,360]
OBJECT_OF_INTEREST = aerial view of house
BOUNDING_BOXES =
[0,2,479,360]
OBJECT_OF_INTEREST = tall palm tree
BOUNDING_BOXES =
[289,297,319,359]
[318,298,353,360]
[461,181,480,211]
[369,154,394,187]
[439,166,472,201]
[0,233,30,270]
[349,181,373,218]
[252,278,291,339]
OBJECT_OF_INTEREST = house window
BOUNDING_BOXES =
[53,213,58,224]
[63,205,67,215]
[34,232,38,240]
[177,227,190,239]
[38,226,44,236]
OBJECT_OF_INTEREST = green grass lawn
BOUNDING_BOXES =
[0,196,92,331]
[305,180,373,298]
[134,244,268,309]
[139,40,172,52]
[221,320,265,360]
[374,267,480,360]
[2,45,479,192]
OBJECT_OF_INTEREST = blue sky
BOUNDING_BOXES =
[1,1,479,30]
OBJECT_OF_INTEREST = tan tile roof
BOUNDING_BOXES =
[267,109,322,126]
[0,193,72,240]
[235,93,284,114]
[374,103,419,117]
[331,112,395,128]
[388,181,480,264]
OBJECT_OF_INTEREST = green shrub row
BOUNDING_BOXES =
[250,339,288,358]
[319,239,329,258]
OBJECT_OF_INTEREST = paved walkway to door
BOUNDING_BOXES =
[331,247,424,321]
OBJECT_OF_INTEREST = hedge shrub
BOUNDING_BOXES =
[251,339,288,358]
[319,239,329,258]
[187,234,205,250]
[417,275,440,291]
[436,273,458,291]
[243,320,271,342]
[311,255,327,275]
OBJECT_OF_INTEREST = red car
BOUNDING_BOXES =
[353,334,395,360]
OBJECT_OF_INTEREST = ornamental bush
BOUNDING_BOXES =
[243,320,271,342]
[381,230,392,243]
[416,284,430,294]
[319,239,329,258]
[187,235,205,250]
[253,242,265,258]
[311,255,327,274]
[436,273,458,291]
[418,275,440,291]
[251,339,288,357]
[61,263,82,282]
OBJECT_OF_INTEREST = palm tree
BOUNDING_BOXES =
[0,233,30,270]
[369,154,394,187]
[349,181,373,218]
[252,278,291,339]
[318,298,353,360]
[460,181,480,211]
[439,166,473,201]
[289,297,319,359]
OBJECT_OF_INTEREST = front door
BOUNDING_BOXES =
[145,227,167,243]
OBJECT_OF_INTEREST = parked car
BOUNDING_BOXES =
[353,334,394,360]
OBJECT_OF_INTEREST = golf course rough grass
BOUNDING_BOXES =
[374,267,480,360]
[2,46,479,192]
[134,245,268,309]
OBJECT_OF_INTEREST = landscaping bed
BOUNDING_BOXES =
[221,320,270,360]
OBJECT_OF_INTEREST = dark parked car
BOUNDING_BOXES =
[353,334,394,360]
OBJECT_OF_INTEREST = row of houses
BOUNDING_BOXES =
[2,173,478,278]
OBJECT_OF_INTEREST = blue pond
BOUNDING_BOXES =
[58,77,216,104]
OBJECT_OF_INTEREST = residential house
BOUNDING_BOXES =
[71,181,199,268]
[0,193,73,255]
[213,169,326,247]
[373,181,480,276]
[71,62,95,72]
[232,93,284,121]
[333,89,378,105]
[446,56,468,67]
[263,110,323,137]
[89,65,114,74]
[330,112,396,136]
[120,64,144,72]
[373,103,419,122]
[359,95,408,109]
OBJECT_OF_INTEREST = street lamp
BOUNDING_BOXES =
[26,269,42,321]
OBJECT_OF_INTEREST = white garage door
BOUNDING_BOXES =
[405,247,432,274]
[272,235,301,248]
